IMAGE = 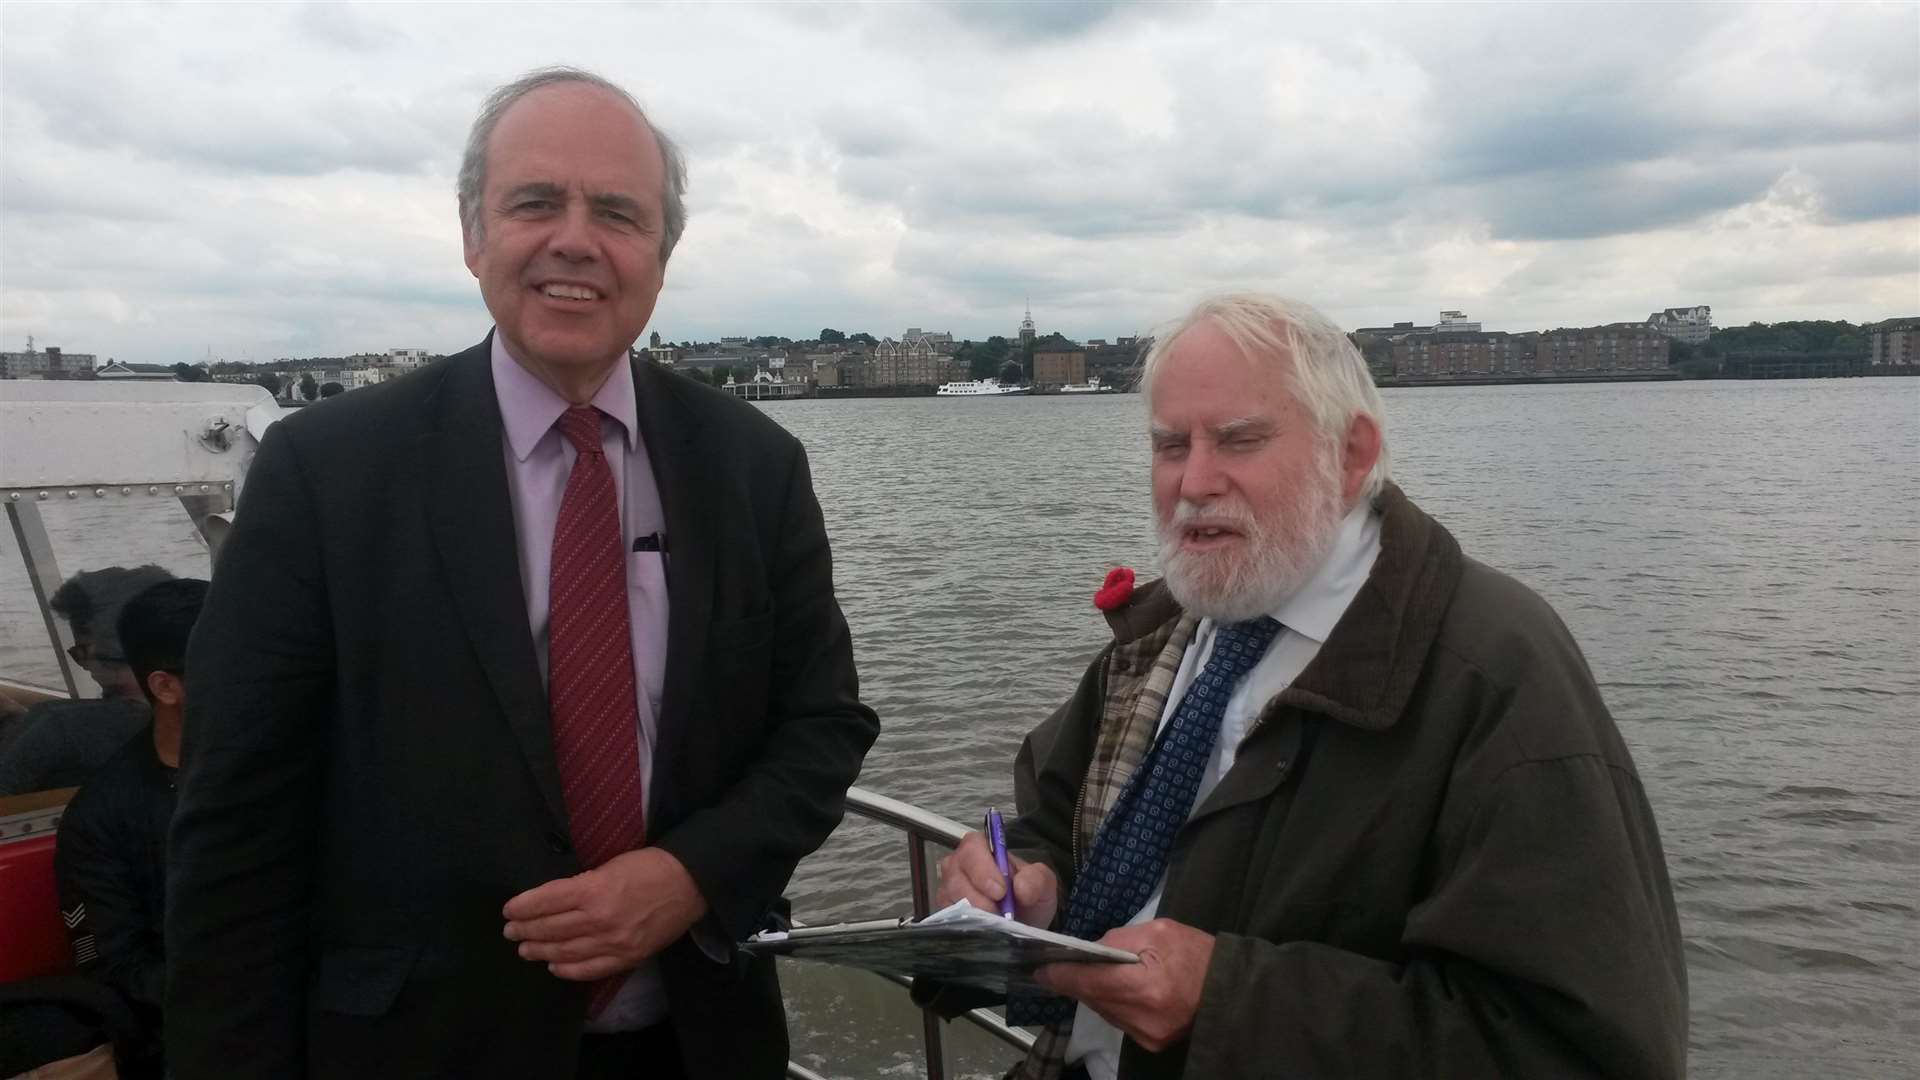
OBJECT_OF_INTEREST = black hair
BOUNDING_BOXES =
[117,578,209,699]
[50,576,96,636]
[50,565,175,656]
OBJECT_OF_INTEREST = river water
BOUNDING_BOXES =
[2,378,1915,1078]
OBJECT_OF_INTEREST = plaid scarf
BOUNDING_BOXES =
[1007,611,1197,1080]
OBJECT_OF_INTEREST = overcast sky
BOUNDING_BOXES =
[2,2,1915,365]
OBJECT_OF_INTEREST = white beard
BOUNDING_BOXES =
[1156,442,1348,623]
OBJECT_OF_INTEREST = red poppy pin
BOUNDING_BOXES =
[1093,566,1136,611]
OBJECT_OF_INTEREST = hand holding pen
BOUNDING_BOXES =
[932,806,1062,929]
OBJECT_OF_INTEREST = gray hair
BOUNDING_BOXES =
[457,66,689,267]
[1141,293,1392,500]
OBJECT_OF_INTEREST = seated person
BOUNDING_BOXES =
[53,577,208,1078]
[0,565,173,796]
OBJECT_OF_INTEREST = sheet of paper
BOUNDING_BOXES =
[742,900,1137,994]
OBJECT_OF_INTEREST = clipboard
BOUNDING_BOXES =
[741,899,1137,994]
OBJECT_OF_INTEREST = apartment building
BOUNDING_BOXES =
[1033,338,1088,388]
[1646,306,1714,345]
[1,342,97,379]
[1391,332,1532,378]
[1536,324,1670,375]
[1868,318,1920,366]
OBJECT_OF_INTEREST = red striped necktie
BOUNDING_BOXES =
[548,404,645,1018]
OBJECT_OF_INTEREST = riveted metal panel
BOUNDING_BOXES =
[0,381,284,497]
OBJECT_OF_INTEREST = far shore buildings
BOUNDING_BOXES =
[1083,336,1145,387]
[1375,312,1671,380]
[1390,324,1669,380]
[249,346,441,400]
[94,360,172,381]
[1393,329,1533,379]
[720,358,810,400]
[1032,334,1088,390]
[32,301,1904,404]
[872,329,957,388]
[647,331,677,367]
[631,331,679,368]
[1646,305,1714,345]
[1534,324,1670,375]
[1,339,98,380]
[809,353,847,389]
[388,348,431,372]
[1868,318,1920,366]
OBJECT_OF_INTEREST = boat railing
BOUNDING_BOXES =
[784,786,1035,1080]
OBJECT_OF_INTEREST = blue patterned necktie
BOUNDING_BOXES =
[1009,616,1283,1026]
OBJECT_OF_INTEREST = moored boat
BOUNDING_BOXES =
[1057,375,1115,394]
[935,378,1031,397]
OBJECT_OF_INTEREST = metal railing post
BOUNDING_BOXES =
[6,501,79,698]
[907,831,946,1080]
[802,789,1033,1078]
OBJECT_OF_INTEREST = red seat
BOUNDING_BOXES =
[1,832,73,984]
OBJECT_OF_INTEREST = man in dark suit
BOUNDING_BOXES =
[166,67,879,1079]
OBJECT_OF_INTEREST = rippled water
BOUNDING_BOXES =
[3,378,1915,1078]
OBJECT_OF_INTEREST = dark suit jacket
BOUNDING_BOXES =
[166,340,879,1078]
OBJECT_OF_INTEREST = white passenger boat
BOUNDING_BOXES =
[935,378,1031,397]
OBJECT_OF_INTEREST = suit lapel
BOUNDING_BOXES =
[631,360,713,825]
[421,342,570,834]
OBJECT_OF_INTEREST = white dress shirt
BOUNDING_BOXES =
[1066,502,1383,1077]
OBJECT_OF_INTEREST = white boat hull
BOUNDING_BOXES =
[935,379,1031,397]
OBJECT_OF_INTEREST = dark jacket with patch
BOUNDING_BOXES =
[53,723,174,1058]
[1004,484,1688,1078]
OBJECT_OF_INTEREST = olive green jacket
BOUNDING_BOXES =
[997,483,1688,1079]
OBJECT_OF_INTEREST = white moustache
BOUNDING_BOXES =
[1164,499,1258,535]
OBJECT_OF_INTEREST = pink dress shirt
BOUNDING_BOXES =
[491,335,671,1032]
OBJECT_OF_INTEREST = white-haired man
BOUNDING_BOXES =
[934,294,1687,1079]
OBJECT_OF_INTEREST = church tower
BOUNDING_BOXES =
[1018,300,1036,347]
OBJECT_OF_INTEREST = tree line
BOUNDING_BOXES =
[1667,319,1877,377]
[1688,320,1870,358]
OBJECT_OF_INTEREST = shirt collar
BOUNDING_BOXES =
[1267,501,1381,644]
[490,333,638,462]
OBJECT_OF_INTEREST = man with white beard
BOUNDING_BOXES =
[931,294,1687,1080]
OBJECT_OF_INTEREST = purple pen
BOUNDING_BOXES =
[985,807,1016,918]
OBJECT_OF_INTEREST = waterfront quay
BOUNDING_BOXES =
[8,313,1915,400]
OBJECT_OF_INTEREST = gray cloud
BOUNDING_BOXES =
[1805,144,1920,224]
[1466,160,1783,242]
[293,1,408,53]
[816,105,925,161]
[0,0,1914,363]
[933,0,1134,42]
[11,68,457,179]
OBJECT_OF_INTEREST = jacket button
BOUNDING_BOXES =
[547,831,571,854]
